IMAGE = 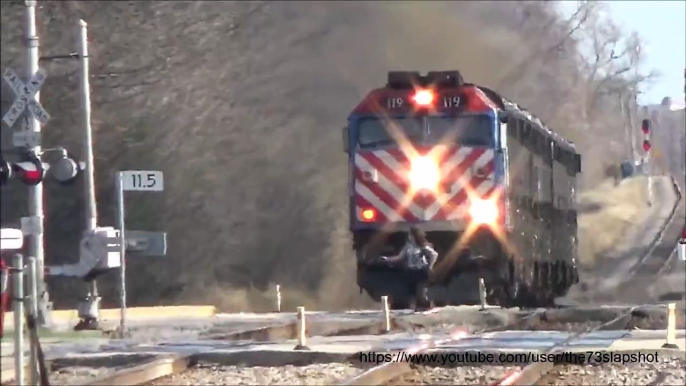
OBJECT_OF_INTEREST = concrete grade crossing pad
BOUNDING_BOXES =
[2,304,681,359]
[57,330,686,357]
[11,330,682,371]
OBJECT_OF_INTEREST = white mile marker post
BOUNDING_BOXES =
[294,306,309,350]
[662,303,679,349]
[479,278,487,310]
[381,295,391,332]
[276,284,281,313]
[116,170,164,338]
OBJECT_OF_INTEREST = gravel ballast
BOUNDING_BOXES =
[148,363,363,385]
[538,357,686,385]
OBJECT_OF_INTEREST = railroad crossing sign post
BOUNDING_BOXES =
[3,65,53,328]
[116,170,164,338]
[1,0,54,329]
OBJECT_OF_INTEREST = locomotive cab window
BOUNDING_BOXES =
[356,117,422,148]
[425,115,495,147]
[356,115,495,149]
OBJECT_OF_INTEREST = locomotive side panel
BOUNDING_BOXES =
[504,116,533,266]
[533,127,555,264]
[551,144,571,266]
[503,111,579,297]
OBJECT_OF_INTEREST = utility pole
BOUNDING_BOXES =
[79,20,97,234]
[76,19,102,330]
[24,0,51,327]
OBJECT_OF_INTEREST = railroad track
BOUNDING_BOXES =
[629,176,684,277]
[1,306,491,385]
[3,304,682,386]
[338,305,684,386]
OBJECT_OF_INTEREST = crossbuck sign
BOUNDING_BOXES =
[2,67,50,128]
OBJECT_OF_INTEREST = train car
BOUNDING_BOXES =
[341,71,582,309]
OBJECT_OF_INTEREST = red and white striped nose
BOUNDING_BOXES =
[361,170,378,183]
[409,156,440,192]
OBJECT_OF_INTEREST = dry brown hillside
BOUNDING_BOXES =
[0,1,657,311]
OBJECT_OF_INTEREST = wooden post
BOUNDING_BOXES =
[294,306,309,350]
[381,296,391,332]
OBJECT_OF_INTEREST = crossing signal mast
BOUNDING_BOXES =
[641,119,653,206]
[642,119,651,152]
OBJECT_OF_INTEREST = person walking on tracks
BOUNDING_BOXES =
[381,227,438,311]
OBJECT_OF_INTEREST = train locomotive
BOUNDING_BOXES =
[342,71,582,309]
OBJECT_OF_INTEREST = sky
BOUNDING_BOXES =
[559,0,686,106]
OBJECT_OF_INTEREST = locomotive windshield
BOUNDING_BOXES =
[426,115,494,147]
[357,115,495,149]
[357,117,423,148]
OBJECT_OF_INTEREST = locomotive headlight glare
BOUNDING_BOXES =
[469,198,499,225]
[409,156,440,191]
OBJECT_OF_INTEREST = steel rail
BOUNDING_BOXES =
[338,309,548,385]
[493,306,641,386]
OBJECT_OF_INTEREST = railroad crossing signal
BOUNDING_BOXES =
[0,152,45,186]
[641,119,652,153]
[2,67,50,128]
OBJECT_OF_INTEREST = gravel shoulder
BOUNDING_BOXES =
[389,365,522,385]
[147,363,362,386]
[538,358,686,386]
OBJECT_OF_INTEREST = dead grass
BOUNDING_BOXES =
[577,176,649,268]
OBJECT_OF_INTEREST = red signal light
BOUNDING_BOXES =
[12,160,45,186]
[641,119,650,134]
[642,140,651,152]
[412,90,434,106]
